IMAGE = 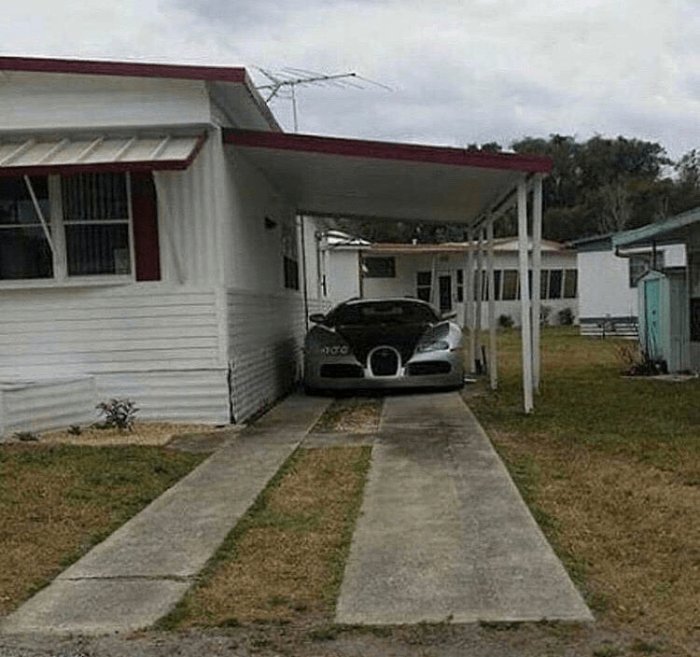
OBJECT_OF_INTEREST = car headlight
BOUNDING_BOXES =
[320,345,350,356]
[416,340,450,353]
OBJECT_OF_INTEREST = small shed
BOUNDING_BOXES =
[637,269,690,372]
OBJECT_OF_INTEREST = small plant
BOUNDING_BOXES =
[67,425,82,436]
[558,307,574,325]
[14,431,39,442]
[498,314,514,328]
[96,398,138,432]
[616,343,666,376]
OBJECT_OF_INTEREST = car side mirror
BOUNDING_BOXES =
[441,310,457,320]
[309,313,326,324]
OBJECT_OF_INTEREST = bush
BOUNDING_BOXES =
[540,305,552,325]
[558,307,574,325]
[498,314,514,328]
[14,431,39,442]
[96,398,138,432]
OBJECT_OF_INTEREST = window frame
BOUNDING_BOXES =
[0,173,135,289]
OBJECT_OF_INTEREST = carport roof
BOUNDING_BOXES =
[223,129,552,225]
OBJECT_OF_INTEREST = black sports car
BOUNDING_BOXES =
[303,298,464,392]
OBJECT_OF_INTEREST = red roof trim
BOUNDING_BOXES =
[0,55,248,83]
[0,159,191,178]
[223,129,553,174]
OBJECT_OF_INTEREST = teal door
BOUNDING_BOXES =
[644,278,661,358]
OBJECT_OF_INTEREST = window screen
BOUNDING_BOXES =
[364,256,395,278]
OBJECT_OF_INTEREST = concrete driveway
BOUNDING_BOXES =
[335,392,592,625]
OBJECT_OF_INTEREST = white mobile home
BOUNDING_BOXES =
[573,234,686,337]
[0,56,308,433]
[0,55,556,425]
[319,237,578,328]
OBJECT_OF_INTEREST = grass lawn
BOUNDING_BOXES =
[0,444,205,615]
[165,445,371,629]
[468,327,699,653]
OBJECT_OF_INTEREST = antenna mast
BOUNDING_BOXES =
[255,67,390,132]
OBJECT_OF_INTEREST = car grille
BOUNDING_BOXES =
[369,347,400,376]
[406,361,451,376]
[320,364,364,379]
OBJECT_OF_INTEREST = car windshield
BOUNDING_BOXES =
[327,301,439,326]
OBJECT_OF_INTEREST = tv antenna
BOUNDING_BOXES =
[255,67,391,132]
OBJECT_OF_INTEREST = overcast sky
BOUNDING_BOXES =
[1,0,698,158]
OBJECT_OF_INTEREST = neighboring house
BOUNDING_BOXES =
[612,208,700,373]
[0,55,555,431]
[573,234,686,338]
[318,236,578,328]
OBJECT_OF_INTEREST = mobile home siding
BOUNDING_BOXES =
[226,288,306,422]
[0,285,229,423]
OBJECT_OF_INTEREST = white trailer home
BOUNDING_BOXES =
[573,234,686,338]
[0,55,556,423]
[317,237,578,328]
[0,56,308,433]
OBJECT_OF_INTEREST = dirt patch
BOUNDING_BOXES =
[311,397,383,434]
[0,444,204,616]
[166,446,370,628]
[35,422,230,447]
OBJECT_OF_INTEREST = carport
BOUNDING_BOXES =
[223,129,553,412]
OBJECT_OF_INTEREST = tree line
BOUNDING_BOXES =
[333,135,700,244]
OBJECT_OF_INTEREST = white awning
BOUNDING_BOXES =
[0,132,206,177]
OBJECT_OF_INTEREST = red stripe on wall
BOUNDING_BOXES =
[130,172,161,282]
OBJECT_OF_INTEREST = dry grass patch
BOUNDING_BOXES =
[39,422,229,447]
[168,446,371,627]
[469,327,700,653]
[311,397,383,433]
[0,444,204,615]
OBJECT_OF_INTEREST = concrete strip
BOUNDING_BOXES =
[336,392,592,626]
[2,394,330,635]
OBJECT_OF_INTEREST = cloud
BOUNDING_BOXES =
[0,0,698,157]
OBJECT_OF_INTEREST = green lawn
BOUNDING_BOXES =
[0,444,205,615]
[469,327,699,651]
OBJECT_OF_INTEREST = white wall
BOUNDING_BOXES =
[577,250,637,320]
[577,244,686,322]
[325,250,361,304]
[0,71,211,131]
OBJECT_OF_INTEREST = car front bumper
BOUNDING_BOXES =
[304,349,464,391]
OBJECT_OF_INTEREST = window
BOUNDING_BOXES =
[281,220,299,290]
[416,271,431,301]
[493,269,502,301]
[0,177,53,280]
[363,256,395,278]
[629,253,664,288]
[563,269,578,299]
[501,269,518,300]
[548,269,563,299]
[456,269,464,302]
[62,174,131,276]
[0,172,148,285]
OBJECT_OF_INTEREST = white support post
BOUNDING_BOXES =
[486,217,498,389]
[464,228,476,373]
[473,227,485,372]
[517,179,534,413]
[429,255,438,308]
[532,174,543,392]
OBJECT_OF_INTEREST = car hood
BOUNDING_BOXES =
[335,322,432,363]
